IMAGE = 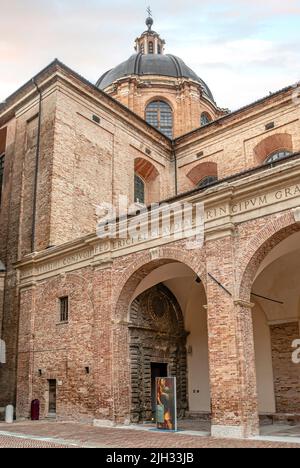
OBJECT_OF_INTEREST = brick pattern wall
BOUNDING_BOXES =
[176,91,300,192]
[206,235,259,437]
[13,214,300,432]
[0,91,56,407]
[17,268,98,421]
[48,88,173,247]
[1,65,300,432]
[270,322,300,413]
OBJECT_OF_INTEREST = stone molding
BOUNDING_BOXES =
[15,162,300,287]
[233,299,255,309]
[293,206,300,222]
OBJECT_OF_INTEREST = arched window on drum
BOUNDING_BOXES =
[200,112,212,127]
[145,101,173,139]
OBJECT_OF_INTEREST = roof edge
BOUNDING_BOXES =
[174,83,298,144]
[0,59,173,147]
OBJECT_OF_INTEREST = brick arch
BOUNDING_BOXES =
[144,96,175,113]
[134,157,159,182]
[187,161,218,186]
[113,246,206,322]
[238,211,300,302]
[253,133,293,166]
[111,246,206,422]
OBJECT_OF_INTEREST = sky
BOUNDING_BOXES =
[1,0,300,110]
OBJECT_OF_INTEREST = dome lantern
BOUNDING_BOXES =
[134,9,165,55]
[96,9,218,105]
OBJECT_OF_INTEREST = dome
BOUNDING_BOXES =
[96,53,215,102]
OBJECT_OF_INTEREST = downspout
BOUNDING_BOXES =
[31,79,42,253]
[173,142,178,196]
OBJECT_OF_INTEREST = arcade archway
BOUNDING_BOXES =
[112,257,210,426]
[239,216,300,424]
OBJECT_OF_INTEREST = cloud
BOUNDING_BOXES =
[176,37,300,108]
[0,0,300,109]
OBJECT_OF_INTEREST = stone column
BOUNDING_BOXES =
[144,37,148,55]
[206,235,259,439]
[154,37,158,54]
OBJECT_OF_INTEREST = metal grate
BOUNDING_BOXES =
[59,297,69,323]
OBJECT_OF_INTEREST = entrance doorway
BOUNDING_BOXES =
[129,283,188,423]
[151,363,168,414]
[48,380,57,416]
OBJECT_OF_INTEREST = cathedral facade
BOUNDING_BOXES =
[0,17,300,439]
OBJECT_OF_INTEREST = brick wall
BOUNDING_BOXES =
[270,322,300,413]
[1,63,300,430]
[176,90,300,192]
[0,89,56,407]
[48,86,173,247]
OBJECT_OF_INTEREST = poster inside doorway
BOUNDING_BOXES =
[156,377,177,431]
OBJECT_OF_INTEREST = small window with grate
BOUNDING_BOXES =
[59,297,69,323]
[92,115,100,124]
[149,42,154,54]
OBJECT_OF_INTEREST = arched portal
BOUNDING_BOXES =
[112,253,209,426]
[129,284,187,423]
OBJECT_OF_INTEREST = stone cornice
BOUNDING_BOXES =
[1,59,297,150]
[233,300,255,309]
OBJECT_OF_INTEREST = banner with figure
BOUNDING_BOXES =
[156,377,177,431]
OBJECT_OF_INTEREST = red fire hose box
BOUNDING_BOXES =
[31,399,40,421]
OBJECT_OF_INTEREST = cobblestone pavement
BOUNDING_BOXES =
[0,421,299,448]
[0,434,72,448]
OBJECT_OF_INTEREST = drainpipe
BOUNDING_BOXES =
[173,143,178,196]
[31,79,42,253]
